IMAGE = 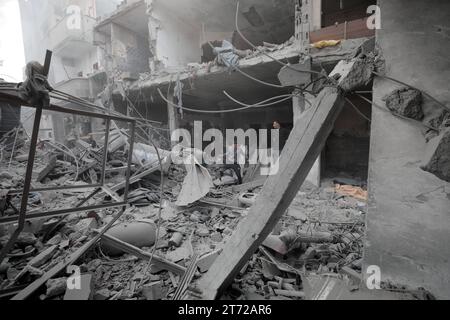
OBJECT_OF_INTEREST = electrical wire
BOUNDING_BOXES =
[345,97,371,123]
[158,88,294,114]
[223,90,307,108]
[355,93,439,132]
[231,65,286,89]
[373,71,450,113]
[234,2,330,81]
[202,25,318,95]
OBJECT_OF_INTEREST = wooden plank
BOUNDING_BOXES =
[197,87,346,299]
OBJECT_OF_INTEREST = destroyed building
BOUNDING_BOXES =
[0,0,448,302]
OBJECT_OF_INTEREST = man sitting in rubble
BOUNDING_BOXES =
[220,143,246,185]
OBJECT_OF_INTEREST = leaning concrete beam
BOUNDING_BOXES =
[197,87,346,299]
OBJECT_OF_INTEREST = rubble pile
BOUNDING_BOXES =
[0,128,372,300]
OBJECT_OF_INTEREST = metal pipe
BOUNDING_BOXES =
[100,119,111,185]
[123,121,136,202]
[0,107,43,263]
[9,184,102,194]
[0,202,127,225]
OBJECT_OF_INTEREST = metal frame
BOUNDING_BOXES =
[0,51,137,264]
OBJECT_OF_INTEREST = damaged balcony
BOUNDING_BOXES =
[94,0,151,80]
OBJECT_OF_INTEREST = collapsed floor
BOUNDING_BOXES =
[0,129,432,300]
[1,12,448,299]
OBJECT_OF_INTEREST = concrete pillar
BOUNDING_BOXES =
[365,0,450,299]
[166,91,178,147]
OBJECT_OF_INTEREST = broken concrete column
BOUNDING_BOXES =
[384,87,423,120]
[421,127,450,182]
[328,56,374,92]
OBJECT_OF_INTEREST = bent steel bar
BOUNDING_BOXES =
[0,89,135,122]
[0,202,128,224]
[0,60,137,265]
[0,51,53,264]
[0,106,43,263]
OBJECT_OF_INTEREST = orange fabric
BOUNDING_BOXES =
[335,184,368,201]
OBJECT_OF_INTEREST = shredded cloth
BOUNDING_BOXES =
[335,184,368,201]
[213,40,240,70]
[18,61,52,107]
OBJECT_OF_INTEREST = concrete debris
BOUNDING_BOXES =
[0,1,444,301]
[102,220,157,256]
[46,277,67,298]
[277,59,312,86]
[141,281,164,300]
[421,127,450,182]
[93,288,111,301]
[28,245,58,268]
[168,232,183,248]
[384,87,424,120]
[166,247,190,263]
[197,250,222,273]
[328,56,375,92]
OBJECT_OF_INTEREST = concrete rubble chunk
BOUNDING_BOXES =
[141,281,164,300]
[421,127,450,182]
[94,289,111,301]
[46,277,67,298]
[197,250,222,273]
[72,218,98,235]
[166,247,190,263]
[328,57,375,92]
[169,232,183,247]
[29,245,58,268]
[384,87,423,120]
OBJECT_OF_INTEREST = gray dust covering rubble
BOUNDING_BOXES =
[0,0,448,302]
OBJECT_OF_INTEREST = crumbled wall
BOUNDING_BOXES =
[146,0,202,72]
[364,0,450,299]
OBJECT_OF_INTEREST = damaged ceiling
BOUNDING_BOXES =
[156,0,296,47]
